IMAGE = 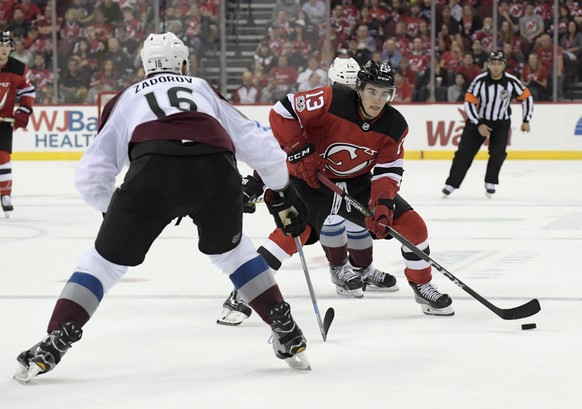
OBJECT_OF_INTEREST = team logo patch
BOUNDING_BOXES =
[295,96,306,112]
[322,142,377,176]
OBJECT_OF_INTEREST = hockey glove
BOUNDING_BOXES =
[14,106,32,129]
[242,175,264,214]
[365,198,394,239]
[287,144,319,188]
[264,185,309,237]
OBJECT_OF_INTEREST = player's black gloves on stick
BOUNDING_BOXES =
[264,185,309,237]
[242,175,264,214]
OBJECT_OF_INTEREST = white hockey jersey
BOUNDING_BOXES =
[75,74,288,212]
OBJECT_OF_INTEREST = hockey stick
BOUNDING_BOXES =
[317,172,541,320]
[294,236,335,341]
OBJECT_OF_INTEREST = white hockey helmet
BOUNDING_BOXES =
[328,57,360,89]
[140,32,189,77]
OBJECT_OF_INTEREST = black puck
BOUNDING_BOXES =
[521,323,536,330]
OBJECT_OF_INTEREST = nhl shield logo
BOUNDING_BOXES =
[362,122,370,131]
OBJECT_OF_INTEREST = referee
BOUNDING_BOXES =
[442,51,533,198]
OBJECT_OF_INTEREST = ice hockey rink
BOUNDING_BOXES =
[1,159,581,409]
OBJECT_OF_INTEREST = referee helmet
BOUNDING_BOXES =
[487,51,506,64]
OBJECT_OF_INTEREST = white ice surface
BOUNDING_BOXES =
[1,160,581,409]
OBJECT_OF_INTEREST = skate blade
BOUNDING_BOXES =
[364,284,400,292]
[216,308,249,326]
[335,286,364,299]
[285,350,311,371]
[419,303,455,316]
[13,362,43,384]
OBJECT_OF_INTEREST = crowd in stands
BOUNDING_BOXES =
[1,0,219,104]
[2,1,581,105]
[232,0,582,104]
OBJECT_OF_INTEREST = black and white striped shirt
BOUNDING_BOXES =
[464,72,533,125]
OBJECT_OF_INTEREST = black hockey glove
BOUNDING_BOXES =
[242,175,264,214]
[264,185,309,237]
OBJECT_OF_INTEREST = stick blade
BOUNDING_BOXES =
[322,308,335,341]
[500,299,541,320]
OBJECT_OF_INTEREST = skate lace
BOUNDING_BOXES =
[361,266,386,283]
[333,264,358,282]
[417,283,442,302]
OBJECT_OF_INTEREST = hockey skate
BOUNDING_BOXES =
[409,282,454,316]
[441,185,455,198]
[1,195,13,218]
[14,321,83,383]
[485,183,496,199]
[330,263,364,298]
[268,302,310,371]
[216,289,252,326]
[354,264,399,292]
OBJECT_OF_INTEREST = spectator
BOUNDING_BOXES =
[405,37,430,77]
[470,39,489,68]
[330,3,352,49]
[296,56,327,86]
[393,72,413,102]
[36,3,63,40]
[391,20,411,54]
[460,4,483,50]
[0,0,15,29]
[231,71,260,104]
[60,7,82,55]
[449,0,463,23]
[447,73,468,102]
[259,75,284,103]
[498,19,527,61]
[403,2,424,38]
[11,38,33,66]
[271,10,293,38]
[267,23,287,57]
[268,55,298,92]
[354,24,377,54]
[381,38,403,69]
[249,59,269,89]
[357,6,382,39]
[18,0,41,21]
[289,19,312,58]
[346,35,371,66]
[116,26,139,57]
[122,6,145,42]
[455,53,481,83]
[560,20,582,80]
[535,33,565,98]
[437,5,460,35]
[519,2,544,49]
[554,6,573,40]
[440,40,464,83]
[58,56,90,103]
[29,53,54,99]
[521,52,548,101]
[272,0,301,23]
[397,57,417,89]
[8,7,31,39]
[502,42,524,78]
[104,37,133,75]
[72,38,100,74]
[297,70,323,91]
[302,0,326,25]
[97,0,124,28]
[497,0,518,32]
[473,16,494,52]
[414,63,449,102]
[281,41,307,71]
[86,59,118,104]
[255,41,275,72]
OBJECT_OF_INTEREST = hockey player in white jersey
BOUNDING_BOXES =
[218,57,398,326]
[14,32,311,383]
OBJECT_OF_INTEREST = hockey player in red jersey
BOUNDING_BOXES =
[14,32,311,383]
[221,60,454,325]
[0,31,35,217]
[218,58,399,326]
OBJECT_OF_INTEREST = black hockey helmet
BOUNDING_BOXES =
[356,60,396,102]
[1,31,14,50]
[487,50,506,64]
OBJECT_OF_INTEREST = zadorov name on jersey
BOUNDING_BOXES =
[35,133,95,148]
[133,75,193,93]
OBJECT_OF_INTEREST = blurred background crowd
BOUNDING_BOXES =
[4,0,582,105]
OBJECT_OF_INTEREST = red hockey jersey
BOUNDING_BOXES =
[269,84,408,201]
[0,57,35,119]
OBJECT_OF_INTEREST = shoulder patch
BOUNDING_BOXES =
[295,95,306,112]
